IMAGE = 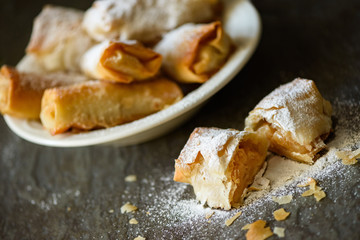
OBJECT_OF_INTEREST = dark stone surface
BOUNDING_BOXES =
[0,0,359,239]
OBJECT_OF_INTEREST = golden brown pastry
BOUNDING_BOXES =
[26,5,95,72]
[245,78,332,164]
[174,127,269,210]
[154,21,231,83]
[0,65,88,119]
[82,0,219,43]
[81,40,162,83]
[40,78,183,135]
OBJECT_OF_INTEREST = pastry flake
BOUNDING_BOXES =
[134,236,145,240]
[271,195,293,205]
[225,211,242,226]
[154,21,231,83]
[82,0,219,42]
[129,218,138,224]
[299,177,326,201]
[273,227,285,238]
[245,78,332,164]
[336,148,360,165]
[125,175,137,182]
[121,202,138,213]
[244,220,273,240]
[174,127,269,210]
[0,65,87,119]
[273,208,290,221]
[40,78,183,134]
[81,40,162,83]
[26,5,95,72]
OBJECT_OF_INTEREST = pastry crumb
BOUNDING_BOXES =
[121,202,138,213]
[299,178,326,201]
[108,209,114,213]
[272,195,293,205]
[242,223,251,230]
[273,208,290,221]
[129,218,138,224]
[298,177,317,189]
[225,211,242,226]
[336,148,360,165]
[134,236,145,240]
[205,211,215,219]
[66,207,71,212]
[314,189,326,201]
[273,227,285,238]
[244,220,273,240]
[125,175,137,182]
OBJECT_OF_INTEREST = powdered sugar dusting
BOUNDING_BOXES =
[245,79,332,145]
[126,97,359,236]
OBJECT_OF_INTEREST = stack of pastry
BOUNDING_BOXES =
[174,78,332,209]
[0,0,233,135]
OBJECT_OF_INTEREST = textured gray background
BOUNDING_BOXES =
[1,0,360,239]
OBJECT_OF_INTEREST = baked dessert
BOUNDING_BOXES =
[82,0,219,43]
[26,5,95,72]
[245,78,332,164]
[154,21,231,83]
[174,127,269,210]
[0,65,87,119]
[16,55,47,74]
[40,78,183,134]
[81,40,162,83]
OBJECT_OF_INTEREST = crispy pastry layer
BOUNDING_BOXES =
[154,21,231,83]
[245,78,332,164]
[40,78,183,135]
[174,127,269,210]
[81,41,162,83]
[0,65,87,119]
[82,0,219,42]
[26,5,95,72]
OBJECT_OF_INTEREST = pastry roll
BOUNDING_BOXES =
[174,127,269,210]
[40,78,183,135]
[82,0,219,43]
[26,5,95,72]
[154,21,231,83]
[16,54,47,74]
[245,78,332,164]
[0,65,88,119]
[81,41,162,83]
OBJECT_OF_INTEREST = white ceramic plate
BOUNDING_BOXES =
[4,0,261,147]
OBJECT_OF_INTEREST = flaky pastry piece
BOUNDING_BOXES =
[245,78,332,164]
[174,127,269,210]
[81,40,162,83]
[40,78,183,135]
[26,5,95,72]
[0,65,87,119]
[82,0,219,43]
[16,55,47,74]
[154,21,231,83]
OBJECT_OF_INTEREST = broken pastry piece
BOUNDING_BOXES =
[40,78,183,135]
[154,21,231,83]
[245,78,332,164]
[0,65,87,119]
[174,127,269,210]
[26,5,95,72]
[82,0,219,43]
[81,41,162,83]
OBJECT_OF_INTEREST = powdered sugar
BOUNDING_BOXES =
[245,79,333,146]
[129,97,359,235]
